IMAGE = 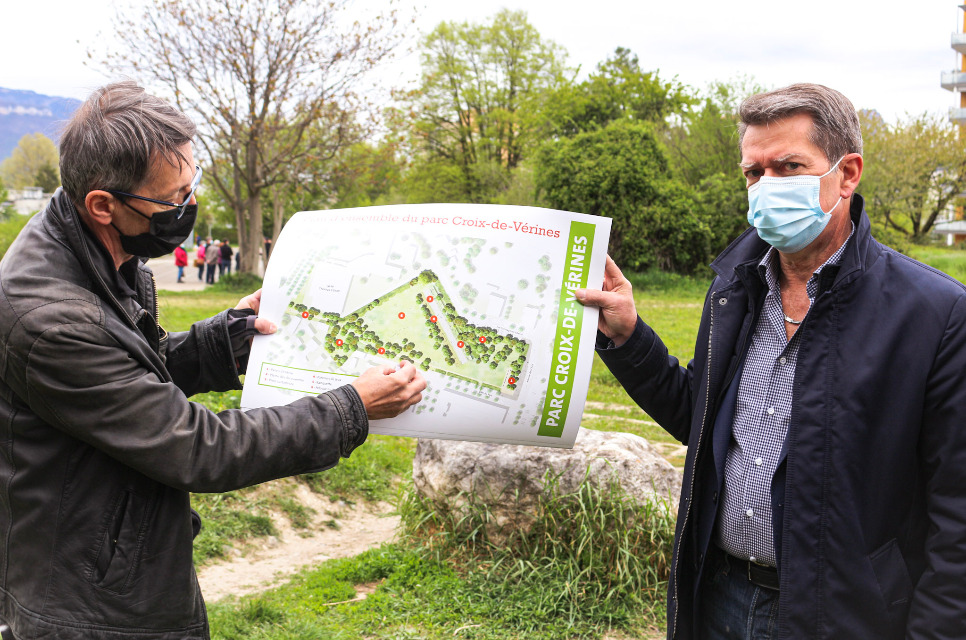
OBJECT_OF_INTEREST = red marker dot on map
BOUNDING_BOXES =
[336,339,343,346]
[431,316,438,323]
[457,341,465,349]
[378,347,385,354]
[398,312,406,319]
[302,312,309,319]
[426,295,434,303]
[508,377,516,384]
[479,336,486,344]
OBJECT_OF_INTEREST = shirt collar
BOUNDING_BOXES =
[758,221,856,298]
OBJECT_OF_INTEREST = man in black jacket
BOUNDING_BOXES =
[578,84,966,639]
[0,81,425,639]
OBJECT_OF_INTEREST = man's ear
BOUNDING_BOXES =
[840,153,863,198]
[84,190,116,227]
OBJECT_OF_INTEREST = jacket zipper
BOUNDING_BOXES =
[150,273,161,337]
[671,290,716,638]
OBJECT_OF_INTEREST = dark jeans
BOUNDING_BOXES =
[698,545,779,640]
[206,263,217,283]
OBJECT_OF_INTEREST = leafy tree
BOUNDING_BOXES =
[859,111,966,239]
[660,77,768,259]
[544,47,692,136]
[100,0,407,273]
[34,163,61,193]
[408,9,569,203]
[537,120,669,269]
[692,171,751,256]
[330,140,403,209]
[664,77,766,186]
[259,115,387,246]
[0,133,59,190]
[538,118,741,274]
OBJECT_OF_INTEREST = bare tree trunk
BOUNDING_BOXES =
[271,187,285,257]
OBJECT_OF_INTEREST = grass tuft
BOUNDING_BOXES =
[397,470,676,631]
[297,435,415,503]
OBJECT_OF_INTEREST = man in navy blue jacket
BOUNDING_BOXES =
[577,83,966,639]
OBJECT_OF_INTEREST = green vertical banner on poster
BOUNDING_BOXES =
[538,221,596,437]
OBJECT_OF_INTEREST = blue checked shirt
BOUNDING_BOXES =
[715,225,854,567]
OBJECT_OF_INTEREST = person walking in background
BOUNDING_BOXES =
[173,243,188,283]
[219,239,233,277]
[205,237,219,284]
[195,240,206,281]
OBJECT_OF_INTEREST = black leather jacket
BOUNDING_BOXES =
[0,190,368,638]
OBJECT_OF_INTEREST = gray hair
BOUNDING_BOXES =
[59,81,196,210]
[737,83,863,163]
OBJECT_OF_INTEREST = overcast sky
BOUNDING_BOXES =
[1,0,962,122]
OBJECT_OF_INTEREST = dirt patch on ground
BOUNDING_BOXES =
[197,484,399,602]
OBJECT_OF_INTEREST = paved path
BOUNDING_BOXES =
[145,253,266,292]
[144,256,209,292]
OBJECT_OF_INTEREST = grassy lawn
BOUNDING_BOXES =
[906,245,966,283]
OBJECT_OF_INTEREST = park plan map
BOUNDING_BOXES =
[241,204,610,447]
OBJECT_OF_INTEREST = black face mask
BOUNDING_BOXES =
[112,202,198,259]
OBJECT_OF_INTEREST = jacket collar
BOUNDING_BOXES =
[710,193,880,293]
[45,189,146,328]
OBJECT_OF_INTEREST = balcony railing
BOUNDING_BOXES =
[953,32,966,54]
[950,107,966,124]
[941,70,966,91]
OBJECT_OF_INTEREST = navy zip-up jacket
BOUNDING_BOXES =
[599,195,966,639]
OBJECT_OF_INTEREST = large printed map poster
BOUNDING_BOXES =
[241,204,611,448]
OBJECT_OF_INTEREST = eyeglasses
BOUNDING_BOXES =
[107,165,203,219]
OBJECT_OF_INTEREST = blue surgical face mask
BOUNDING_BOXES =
[746,157,844,253]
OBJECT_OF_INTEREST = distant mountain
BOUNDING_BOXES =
[0,87,81,162]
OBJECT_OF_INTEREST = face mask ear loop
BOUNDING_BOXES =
[818,156,846,215]
[820,196,843,217]
[820,156,845,179]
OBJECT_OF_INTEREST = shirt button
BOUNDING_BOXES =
[746,509,754,518]
[755,457,763,466]
[779,357,787,365]
[749,556,757,563]
[766,407,775,415]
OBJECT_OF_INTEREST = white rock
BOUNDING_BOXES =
[412,427,682,540]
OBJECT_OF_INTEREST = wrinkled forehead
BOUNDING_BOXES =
[739,115,825,165]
